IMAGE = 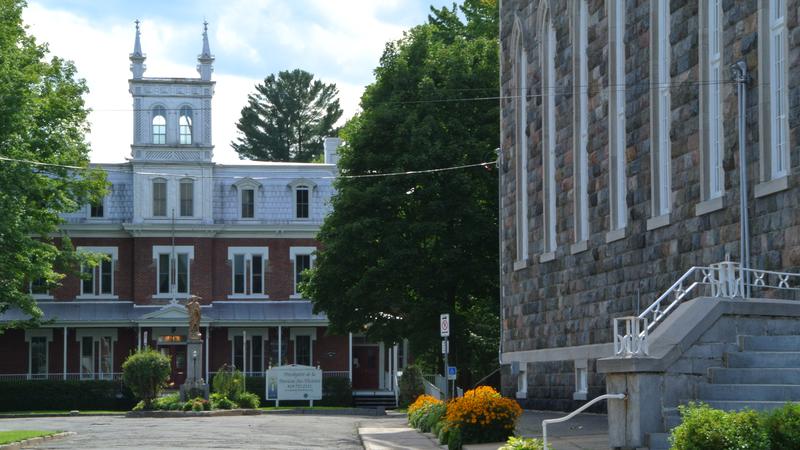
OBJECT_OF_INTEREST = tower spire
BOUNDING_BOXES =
[130,19,146,79]
[197,20,214,81]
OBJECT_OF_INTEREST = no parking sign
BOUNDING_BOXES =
[440,314,450,337]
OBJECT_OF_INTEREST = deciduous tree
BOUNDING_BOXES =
[232,69,342,162]
[0,0,107,328]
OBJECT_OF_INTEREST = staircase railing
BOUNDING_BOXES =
[614,261,800,357]
[542,393,626,450]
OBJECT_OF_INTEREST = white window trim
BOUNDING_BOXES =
[608,0,627,233]
[540,8,557,256]
[227,329,268,373]
[151,177,168,218]
[289,247,316,298]
[227,246,269,299]
[76,247,119,300]
[651,0,671,218]
[232,177,262,220]
[178,105,193,146]
[76,329,118,380]
[513,16,529,266]
[179,177,196,218]
[700,0,725,202]
[152,245,195,299]
[292,186,311,220]
[290,327,317,366]
[572,1,589,246]
[152,106,167,145]
[29,281,53,300]
[87,193,109,220]
[25,329,52,379]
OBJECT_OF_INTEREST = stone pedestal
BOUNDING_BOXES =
[180,338,208,400]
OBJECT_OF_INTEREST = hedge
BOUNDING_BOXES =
[0,380,136,411]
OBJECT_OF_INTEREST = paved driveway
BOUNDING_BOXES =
[0,414,371,449]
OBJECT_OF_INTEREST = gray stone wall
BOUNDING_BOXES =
[500,0,800,411]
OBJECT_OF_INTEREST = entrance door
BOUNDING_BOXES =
[352,346,379,390]
[159,346,187,387]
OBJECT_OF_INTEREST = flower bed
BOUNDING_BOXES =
[407,386,523,450]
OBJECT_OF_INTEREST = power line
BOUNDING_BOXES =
[0,155,497,181]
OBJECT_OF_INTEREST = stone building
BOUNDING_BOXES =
[0,23,408,405]
[499,0,800,412]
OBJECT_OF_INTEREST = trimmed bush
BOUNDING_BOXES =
[398,365,425,407]
[765,402,800,449]
[670,403,769,450]
[153,393,182,411]
[210,392,236,410]
[122,349,171,409]
[236,391,260,409]
[0,380,135,411]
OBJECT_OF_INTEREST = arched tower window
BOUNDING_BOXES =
[513,19,529,264]
[179,106,193,145]
[540,6,556,256]
[152,106,166,145]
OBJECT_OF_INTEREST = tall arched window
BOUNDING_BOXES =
[179,106,193,145]
[608,0,627,234]
[701,0,724,203]
[572,0,589,245]
[541,7,556,257]
[513,20,529,264]
[152,106,166,145]
[650,0,671,220]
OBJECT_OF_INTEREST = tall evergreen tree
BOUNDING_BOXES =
[232,69,343,162]
[0,0,107,327]
[303,0,499,385]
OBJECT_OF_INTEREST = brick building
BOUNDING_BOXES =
[499,0,800,411]
[0,23,408,397]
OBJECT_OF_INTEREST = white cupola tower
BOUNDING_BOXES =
[130,20,146,79]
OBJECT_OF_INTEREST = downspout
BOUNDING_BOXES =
[731,60,751,297]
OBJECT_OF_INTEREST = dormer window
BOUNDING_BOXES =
[179,106,193,145]
[180,178,194,217]
[90,200,104,218]
[295,186,309,219]
[152,106,166,144]
[233,177,262,220]
[241,189,254,218]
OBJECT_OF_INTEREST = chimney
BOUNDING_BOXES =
[324,137,342,166]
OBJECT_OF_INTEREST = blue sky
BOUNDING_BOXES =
[23,0,454,163]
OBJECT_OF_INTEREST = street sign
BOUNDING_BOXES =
[440,314,450,337]
[447,366,457,380]
[441,339,449,354]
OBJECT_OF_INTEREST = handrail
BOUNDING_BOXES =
[542,393,626,450]
[471,366,500,389]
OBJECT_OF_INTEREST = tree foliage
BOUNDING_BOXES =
[0,0,107,328]
[303,0,499,385]
[232,69,343,162]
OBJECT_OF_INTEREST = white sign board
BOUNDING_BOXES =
[440,313,450,337]
[441,339,449,354]
[265,365,322,401]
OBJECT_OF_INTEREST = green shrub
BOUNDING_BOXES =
[153,393,182,411]
[499,436,544,450]
[181,401,193,411]
[122,349,171,409]
[765,402,800,449]
[398,365,425,408]
[670,403,769,450]
[0,380,135,411]
[438,424,451,445]
[447,426,463,450]
[210,393,236,410]
[212,365,245,401]
[236,391,261,409]
[420,402,447,433]
[320,376,352,406]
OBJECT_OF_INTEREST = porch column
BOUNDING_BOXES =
[348,332,353,383]
[393,343,399,392]
[277,325,282,366]
[137,325,141,351]
[63,326,68,380]
[205,326,210,381]
[378,342,385,390]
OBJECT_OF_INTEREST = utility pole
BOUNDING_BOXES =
[731,61,751,298]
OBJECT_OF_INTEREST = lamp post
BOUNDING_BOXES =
[192,349,198,383]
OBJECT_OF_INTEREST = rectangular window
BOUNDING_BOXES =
[652,0,671,217]
[80,336,93,379]
[30,336,47,378]
[233,335,244,371]
[769,0,789,178]
[82,264,95,295]
[294,254,311,295]
[233,254,245,294]
[100,259,113,294]
[251,336,263,373]
[703,0,724,200]
[241,189,254,218]
[30,278,48,296]
[152,180,167,217]
[176,253,188,293]
[158,254,170,294]
[609,0,627,231]
[295,187,309,219]
[90,201,104,218]
[252,255,263,294]
[295,335,311,366]
[573,1,589,243]
[180,180,194,217]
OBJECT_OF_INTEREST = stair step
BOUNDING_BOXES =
[664,414,682,430]
[646,432,671,450]
[702,400,791,412]
[726,351,800,368]
[699,384,800,401]
[710,367,800,384]
[740,335,800,352]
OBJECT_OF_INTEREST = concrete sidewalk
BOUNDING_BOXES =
[359,410,609,450]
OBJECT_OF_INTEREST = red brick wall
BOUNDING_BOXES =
[0,330,28,373]
[314,328,349,371]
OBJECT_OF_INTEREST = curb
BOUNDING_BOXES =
[263,408,385,417]
[0,413,124,419]
[0,431,76,450]
[126,407,384,418]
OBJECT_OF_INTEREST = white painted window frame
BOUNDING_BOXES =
[650,0,671,220]
[513,20,529,266]
[77,247,119,300]
[233,177,262,220]
[151,177,168,217]
[701,0,725,203]
[540,7,557,258]
[572,1,589,247]
[179,105,193,145]
[76,329,117,380]
[152,245,194,299]
[769,0,789,179]
[227,328,268,374]
[289,246,316,298]
[152,106,167,145]
[608,0,627,235]
[287,178,317,220]
[290,327,317,366]
[179,177,195,218]
[227,246,269,299]
[25,329,52,379]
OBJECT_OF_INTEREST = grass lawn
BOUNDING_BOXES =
[0,430,60,445]
[0,410,125,416]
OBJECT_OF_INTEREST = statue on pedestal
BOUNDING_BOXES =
[186,297,202,340]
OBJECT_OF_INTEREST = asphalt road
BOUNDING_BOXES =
[0,414,373,449]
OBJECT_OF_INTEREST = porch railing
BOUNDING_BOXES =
[0,373,122,381]
[614,261,800,357]
[208,370,350,380]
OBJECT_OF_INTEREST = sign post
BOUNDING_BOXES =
[440,314,450,402]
